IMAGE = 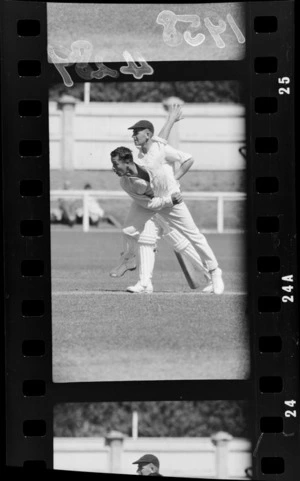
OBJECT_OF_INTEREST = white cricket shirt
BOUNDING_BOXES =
[134,136,192,198]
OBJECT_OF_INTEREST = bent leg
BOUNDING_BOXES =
[109,230,138,278]
[162,203,219,271]
[155,214,213,292]
[160,204,224,294]
[155,214,208,275]
[110,202,153,278]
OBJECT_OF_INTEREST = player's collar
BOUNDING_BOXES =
[136,164,150,181]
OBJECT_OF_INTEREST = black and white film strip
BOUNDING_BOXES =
[1,1,297,480]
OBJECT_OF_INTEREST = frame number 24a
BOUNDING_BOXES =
[282,274,294,303]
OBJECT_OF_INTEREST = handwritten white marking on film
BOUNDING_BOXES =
[68,40,93,63]
[156,11,204,47]
[204,17,227,49]
[92,56,119,80]
[120,51,154,79]
[184,30,205,47]
[48,45,74,87]
[68,41,117,81]
[226,14,245,43]
[156,9,245,49]
[48,43,153,85]
[156,10,184,47]
[75,64,95,81]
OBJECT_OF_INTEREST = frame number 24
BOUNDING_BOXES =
[284,400,297,418]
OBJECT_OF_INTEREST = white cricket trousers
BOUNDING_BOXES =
[124,201,218,271]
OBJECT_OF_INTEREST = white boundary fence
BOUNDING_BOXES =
[49,101,246,171]
[54,433,252,479]
[51,190,246,233]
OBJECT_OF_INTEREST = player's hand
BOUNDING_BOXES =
[171,192,183,205]
[167,104,184,124]
[147,188,155,199]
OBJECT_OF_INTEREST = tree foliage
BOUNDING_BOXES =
[49,81,243,104]
[54,401,251,438]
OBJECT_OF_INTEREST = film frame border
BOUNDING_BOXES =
[1,0,298,479]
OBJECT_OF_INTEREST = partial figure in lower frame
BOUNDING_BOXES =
[133,454,163,477]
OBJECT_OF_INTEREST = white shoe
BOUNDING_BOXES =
[202,272,213,293]
[126,281,153,294]
[210,267,225,295]
[109,256,137,277]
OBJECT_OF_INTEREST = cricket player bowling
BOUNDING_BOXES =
[110,106,224,294]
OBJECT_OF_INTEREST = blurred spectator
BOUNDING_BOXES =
[50,207,62,223]
[51,181,121,228]
[57,180,77,227]
[76,183,105,227]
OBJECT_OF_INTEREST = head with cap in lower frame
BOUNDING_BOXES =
[133,454,161,476]
[128,120,155,150]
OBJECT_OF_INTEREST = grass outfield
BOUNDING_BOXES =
[51,230,250,382]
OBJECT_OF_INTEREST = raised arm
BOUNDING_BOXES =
[158,104,184,141]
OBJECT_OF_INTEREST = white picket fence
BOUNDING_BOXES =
[50,190,246,233]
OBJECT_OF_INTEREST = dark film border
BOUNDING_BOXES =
[248,2,298,481]
[1,1,298,480]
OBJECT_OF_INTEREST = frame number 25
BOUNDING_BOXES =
[278,77,290,95]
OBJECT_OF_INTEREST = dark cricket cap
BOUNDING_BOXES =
[132,454,160,468]
[128,120,154,133]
